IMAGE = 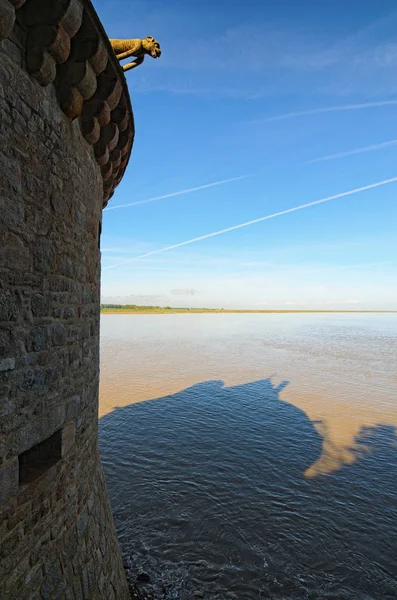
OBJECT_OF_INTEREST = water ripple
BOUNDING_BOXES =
[99,314,397,599]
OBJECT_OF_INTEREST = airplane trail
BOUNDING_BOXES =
[261,100,397,122]
[104,176,397,270]
[104,104,397,214]
[307,139,397,164]
[104,175,249,211]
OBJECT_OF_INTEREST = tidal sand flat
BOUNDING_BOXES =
[99,313,397,599]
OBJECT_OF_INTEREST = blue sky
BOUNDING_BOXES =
[97,0,397,309]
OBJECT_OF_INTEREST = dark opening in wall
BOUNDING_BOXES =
[19,429,62,485]
[98,220,102,249]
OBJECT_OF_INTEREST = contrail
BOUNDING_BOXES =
[104,175,248,211]
[104,176,397,270]
[307,139,397,164]
[260,100,397,123]
[103,104,397,212]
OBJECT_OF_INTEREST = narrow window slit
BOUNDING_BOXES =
[98,220,102,249]
[19,429,62,485]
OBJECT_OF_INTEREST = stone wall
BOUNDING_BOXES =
[0,2,131,598]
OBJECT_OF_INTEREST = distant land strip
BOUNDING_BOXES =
[100,305,396,315]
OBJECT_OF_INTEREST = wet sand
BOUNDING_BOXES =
[99,313,397,478]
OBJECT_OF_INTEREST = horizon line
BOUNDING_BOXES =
[100,307,397,314]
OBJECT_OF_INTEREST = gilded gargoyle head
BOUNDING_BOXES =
[142,36,161,59]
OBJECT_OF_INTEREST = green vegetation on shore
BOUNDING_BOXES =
[100,304,395,315]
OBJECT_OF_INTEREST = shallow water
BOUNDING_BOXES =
[99,314,397,599]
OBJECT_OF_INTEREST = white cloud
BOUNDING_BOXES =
[171,288,199,296]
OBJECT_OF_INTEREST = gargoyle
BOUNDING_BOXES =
[109,37,161,72]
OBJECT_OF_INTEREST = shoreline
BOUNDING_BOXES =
[100,309,396,315]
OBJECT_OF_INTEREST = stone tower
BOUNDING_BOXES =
[0,1,139,597]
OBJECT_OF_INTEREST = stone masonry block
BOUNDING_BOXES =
[0,356,15,371]
[0,456,18,505]
[61,420,75,456]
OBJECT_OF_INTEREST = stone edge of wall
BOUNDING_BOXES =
[0,0,134,207]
